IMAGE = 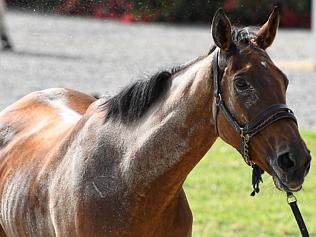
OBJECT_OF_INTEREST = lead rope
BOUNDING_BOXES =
[240,130,264,196]
[250,165,264,196]
[287,192,310,237]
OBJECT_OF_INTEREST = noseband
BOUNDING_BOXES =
[212,49,297,194]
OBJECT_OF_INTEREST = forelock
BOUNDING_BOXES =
[232,27,257,45]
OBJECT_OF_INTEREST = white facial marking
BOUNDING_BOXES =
[245,63,252,69]
[261,61,267,68]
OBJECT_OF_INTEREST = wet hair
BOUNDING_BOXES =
[103,71,171,122]
[232,27,257,45]
[208,27,258,56]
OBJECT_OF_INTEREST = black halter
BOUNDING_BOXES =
[212,50,297,164]
[212,49,297,194]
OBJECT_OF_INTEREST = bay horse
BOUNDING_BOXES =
[0,7,311,237]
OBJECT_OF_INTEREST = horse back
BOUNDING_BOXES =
[0,88,95,148]
[0,88,96,236]
[0,87,99,163]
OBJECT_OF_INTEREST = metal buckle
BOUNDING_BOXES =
[287,192,297,204]
[215,93,222,106]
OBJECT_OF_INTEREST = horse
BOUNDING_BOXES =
[0,0,12,50]
[0,7,311,237]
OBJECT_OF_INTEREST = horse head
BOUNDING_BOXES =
[211,7,311,193]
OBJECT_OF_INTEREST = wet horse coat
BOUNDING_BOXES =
[0,8,311,237]
[0,69,211,237]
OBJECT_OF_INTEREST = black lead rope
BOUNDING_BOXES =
[287,192,310,237]
[250,165,264,196]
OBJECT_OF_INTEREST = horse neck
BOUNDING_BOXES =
[119,54,218,200]
[61,53,219,223]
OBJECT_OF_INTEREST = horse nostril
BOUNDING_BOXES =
[278,152,295,170]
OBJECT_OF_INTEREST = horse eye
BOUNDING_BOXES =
[234,78,250,91]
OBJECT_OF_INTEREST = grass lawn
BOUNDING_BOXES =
[184,131,316,237]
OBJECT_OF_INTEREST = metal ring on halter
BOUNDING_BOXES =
[215,93,222,105]
[287,192,297,204]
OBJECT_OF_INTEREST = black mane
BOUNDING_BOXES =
[101,56,206,123]
[104,71,171,122]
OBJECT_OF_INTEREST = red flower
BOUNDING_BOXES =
[281,8,299,27]
[120,13,137,23]
[224,0,237,11]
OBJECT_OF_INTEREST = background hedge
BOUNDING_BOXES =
[6,0,311,28]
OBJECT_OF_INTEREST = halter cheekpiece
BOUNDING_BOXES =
[212,49,298,195]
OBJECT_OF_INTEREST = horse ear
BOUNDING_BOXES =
[256,7,280,49]
[211,8,233,51]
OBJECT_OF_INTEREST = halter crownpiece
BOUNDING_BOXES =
[212,49,298,195]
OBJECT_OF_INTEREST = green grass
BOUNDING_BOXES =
[184,131,316,237]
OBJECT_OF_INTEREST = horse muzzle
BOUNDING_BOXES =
[272,149,311,192]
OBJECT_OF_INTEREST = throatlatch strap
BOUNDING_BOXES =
[250,165,264,196]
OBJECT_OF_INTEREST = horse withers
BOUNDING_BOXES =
[0,7,311,237]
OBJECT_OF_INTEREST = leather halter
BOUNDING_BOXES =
[212,49,310,237]
[212,49,297,166]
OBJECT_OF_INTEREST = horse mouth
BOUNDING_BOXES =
[272,173,302,193]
